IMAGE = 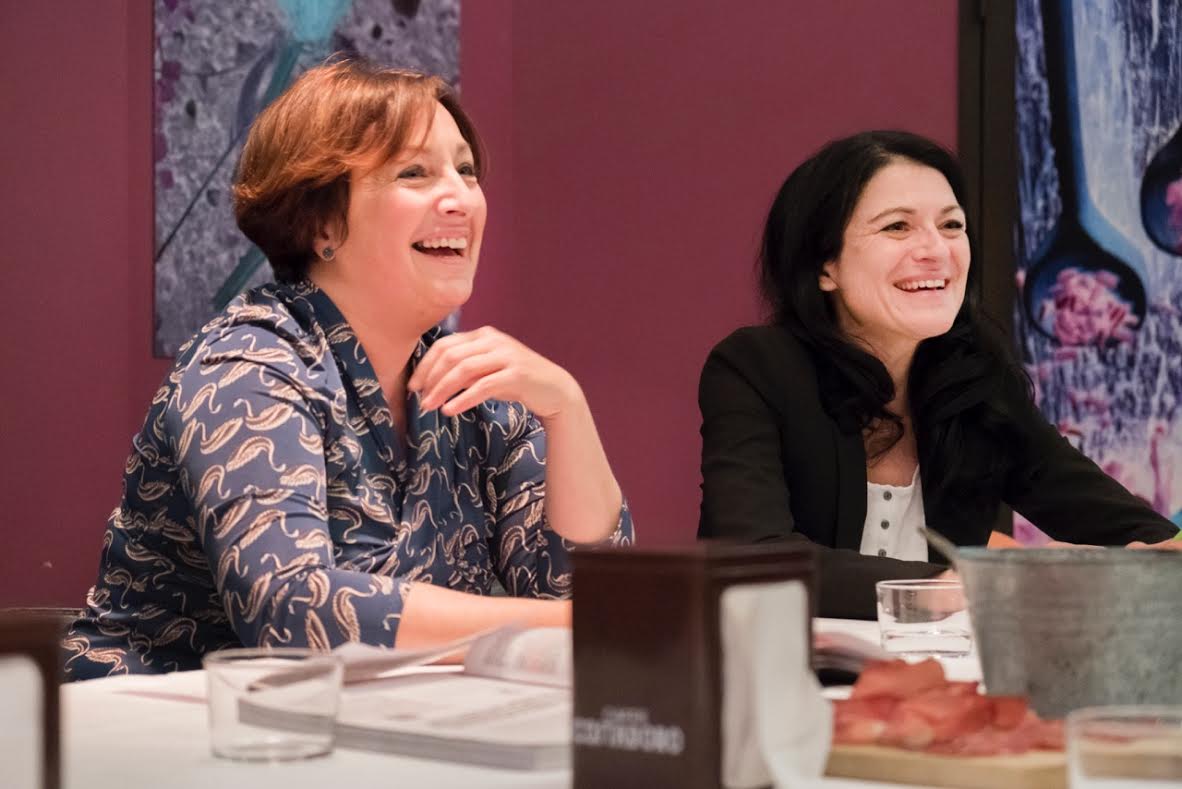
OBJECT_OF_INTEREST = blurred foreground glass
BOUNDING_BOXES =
[875,579,971,657]
[203,647,343,761]
[1068,706,1182,788]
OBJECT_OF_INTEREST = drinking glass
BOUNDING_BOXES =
[875,578,972,657]
[1068,706,1182,788]
[204,647,343,761]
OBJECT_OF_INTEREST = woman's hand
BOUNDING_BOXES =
[916,569,965,616]
[408,326,582,419]
[396,584,572,655]
[410,325,623,544]
[988,530,1100,549]
[1126,537,1182,551]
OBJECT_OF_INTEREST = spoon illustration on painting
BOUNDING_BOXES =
[1140,123,1182,257]
[1022,0,1147,345]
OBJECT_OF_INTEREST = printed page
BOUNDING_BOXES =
[461,626,572,688]
[338,671,571,747]
[813,629,891,674]
[330,629,493,685]
[250,626,570,694]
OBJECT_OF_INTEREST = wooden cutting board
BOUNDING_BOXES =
[825,744,1065,788]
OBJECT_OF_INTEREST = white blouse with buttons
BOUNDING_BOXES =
[859,466,929,561]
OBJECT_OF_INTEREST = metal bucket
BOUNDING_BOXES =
[956,548,1182,718]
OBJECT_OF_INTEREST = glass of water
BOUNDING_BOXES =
[1068,706,1182,788]
[204,647,343,761]
[875,578,972,657]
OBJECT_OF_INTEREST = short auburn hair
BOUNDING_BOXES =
[233,58,485,283]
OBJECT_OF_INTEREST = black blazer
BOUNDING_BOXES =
[697,325,1178,619]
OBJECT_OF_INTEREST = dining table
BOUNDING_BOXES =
[60,618,982,789]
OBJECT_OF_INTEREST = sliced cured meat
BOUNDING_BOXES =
[850,658,945,700]
[833,696,897,721]
[989,695,1029,730]
[897,691,994,744]
[939,681,981,697]
[925,726,1030,757]
[832,657,1064,757]
[879,706,935,750]
[833,714,888,745]
[1019,716,1066,751]
[832,696,897,744]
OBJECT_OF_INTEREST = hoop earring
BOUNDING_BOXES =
[320,246,335,261]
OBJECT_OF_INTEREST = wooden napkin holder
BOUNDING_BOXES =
[0,613,63,789]
[572,540,816,789]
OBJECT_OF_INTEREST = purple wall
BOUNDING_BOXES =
[0,0,958,606]
[1,3,168,606]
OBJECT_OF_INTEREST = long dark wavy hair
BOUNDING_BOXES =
[759,130,1033,512]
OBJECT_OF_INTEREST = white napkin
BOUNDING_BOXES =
[720,581,832,789]
[0,655,42,789]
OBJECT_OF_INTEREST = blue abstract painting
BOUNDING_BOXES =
[153,0,460,356]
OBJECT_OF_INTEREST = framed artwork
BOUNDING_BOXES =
[963,0,1182,536]
[153,0,460,356]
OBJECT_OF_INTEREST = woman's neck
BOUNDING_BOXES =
[308,268,430,415]
[845,331,919,482]
[884,355,911,417]
[866,349,918,484]
[848,331,917,416]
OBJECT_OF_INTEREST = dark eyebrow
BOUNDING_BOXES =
[867,205,964,223]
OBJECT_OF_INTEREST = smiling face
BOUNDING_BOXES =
[820,159,970,361]
[325,101,487,327]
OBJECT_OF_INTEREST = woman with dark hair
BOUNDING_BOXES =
[698,130,1179,619]
[63,59,632,679]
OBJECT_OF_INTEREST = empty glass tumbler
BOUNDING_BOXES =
[203,647,343,761]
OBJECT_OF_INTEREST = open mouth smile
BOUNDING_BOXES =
[411,236,469,258]
[894,278,948,292]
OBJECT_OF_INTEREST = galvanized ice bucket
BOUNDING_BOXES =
[956,548,1182,718]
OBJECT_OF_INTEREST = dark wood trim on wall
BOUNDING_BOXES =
[960,0,1019,534]
[958,0,1018,339]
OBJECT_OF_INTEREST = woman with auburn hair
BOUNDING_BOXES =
[64,59,632,680]
[698,130,1179,620]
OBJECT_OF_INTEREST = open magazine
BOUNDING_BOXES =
[241,627,573,770]
[238,625,884,770]
[813,630,891,685]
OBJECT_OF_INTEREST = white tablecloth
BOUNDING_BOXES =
[62,619,980,789]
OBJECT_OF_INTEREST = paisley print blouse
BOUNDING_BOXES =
[63,281,633,680]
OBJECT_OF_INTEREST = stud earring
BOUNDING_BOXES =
[320,246,335,261]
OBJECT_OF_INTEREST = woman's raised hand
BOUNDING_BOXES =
[408,326,582,420]
[1126,537,1182,551]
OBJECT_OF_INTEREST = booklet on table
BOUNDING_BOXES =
[240,626,573,770]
